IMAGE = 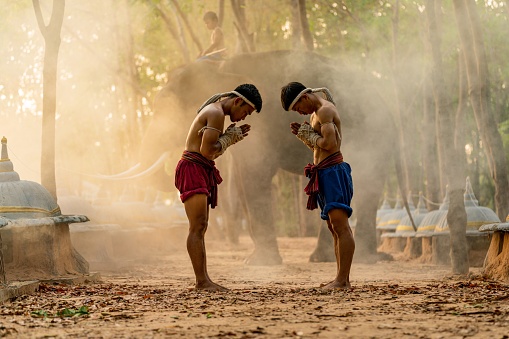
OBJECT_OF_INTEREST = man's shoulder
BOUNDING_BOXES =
[316,103,338,121]
[200,103,223,115]
[199,104,225,123]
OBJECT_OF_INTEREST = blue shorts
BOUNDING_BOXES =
[316,162,353,220]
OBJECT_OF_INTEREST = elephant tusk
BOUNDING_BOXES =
[60,152,171,181]
[94,163,142,179]
[94,152,171,181]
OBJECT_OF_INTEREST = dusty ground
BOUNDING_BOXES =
[1,236,509,338]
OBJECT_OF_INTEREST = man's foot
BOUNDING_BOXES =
[319,279,351,290]
[194,281,229,292]
[319,280,335,288]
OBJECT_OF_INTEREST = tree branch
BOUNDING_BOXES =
[32,0,46,36]
[170,0,203,52]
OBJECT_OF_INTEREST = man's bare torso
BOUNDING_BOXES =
[310,101,342,164]
[185,104,224,160]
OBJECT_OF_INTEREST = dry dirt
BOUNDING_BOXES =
[1,236,509,339]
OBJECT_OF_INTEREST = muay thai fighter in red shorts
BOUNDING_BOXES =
[175,84,262,291]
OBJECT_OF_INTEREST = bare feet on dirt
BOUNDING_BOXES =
[4,237,508,338]
[319,279,351,290]
[193,281,229,292]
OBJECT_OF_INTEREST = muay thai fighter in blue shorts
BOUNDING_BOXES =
[281,81,355,290]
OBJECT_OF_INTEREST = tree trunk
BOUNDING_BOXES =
[116,0,142,165]
[231,0,255,53]
[454,52,468,151]
[290,0,302,49]
[169,3,190,64]
[171,0,203,53]
[454,50,469,189]
[218,0,225,27]
[453,0,509,221]
[297,0,313,51]
[426,0,469,274]
[421,73,441,211]
[152,2,190,64]
[33,0,65,202]
[390,0,416,196]
[392,1,424,216]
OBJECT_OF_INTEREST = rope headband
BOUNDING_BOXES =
[197,90,257,114]
[287,87,335,111]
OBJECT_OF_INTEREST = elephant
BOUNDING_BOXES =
[137,50,399,265]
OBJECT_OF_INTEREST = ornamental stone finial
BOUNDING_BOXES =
[0,136,20,182]
[1,136,8,160]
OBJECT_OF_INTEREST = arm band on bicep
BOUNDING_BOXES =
[198,126,222,135]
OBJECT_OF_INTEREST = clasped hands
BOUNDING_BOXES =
[216,123,250,156]
[290,121,320,150]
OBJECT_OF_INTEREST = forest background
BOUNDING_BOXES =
[1,0,508,237]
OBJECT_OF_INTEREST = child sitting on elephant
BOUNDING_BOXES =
[175,84,262,291]
[197,11,226,61]
[281,81,355,289]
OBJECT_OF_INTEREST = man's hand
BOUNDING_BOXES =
[216,124,247,157]
[294,122,320,150]
[238,124,251,137]
[290,122,301,135]
[224,123,250,138]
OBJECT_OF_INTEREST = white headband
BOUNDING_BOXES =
[232,91,257,111]
[287,87,335,111]
[197,90,257,114]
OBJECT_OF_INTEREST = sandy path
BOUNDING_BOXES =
[1,236,508,338]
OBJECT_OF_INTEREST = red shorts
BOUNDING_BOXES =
[174,158,214,203]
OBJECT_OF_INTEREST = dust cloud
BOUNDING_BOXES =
[0,1,455,282]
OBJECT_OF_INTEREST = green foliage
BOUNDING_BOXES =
[57,306,89,317]
[31,310,49,318]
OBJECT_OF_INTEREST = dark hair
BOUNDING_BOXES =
[203,11,218,22]
[233,84,263,112]
[280,82,306,111]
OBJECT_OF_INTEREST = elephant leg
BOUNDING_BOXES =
[215,152,244,245]
[243,176,282,266]
[218,178,241,245]
[221,205,240,245]
[309,221,335,262]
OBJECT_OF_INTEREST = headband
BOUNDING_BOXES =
[287,87,335,111]
[197,90,257,114]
